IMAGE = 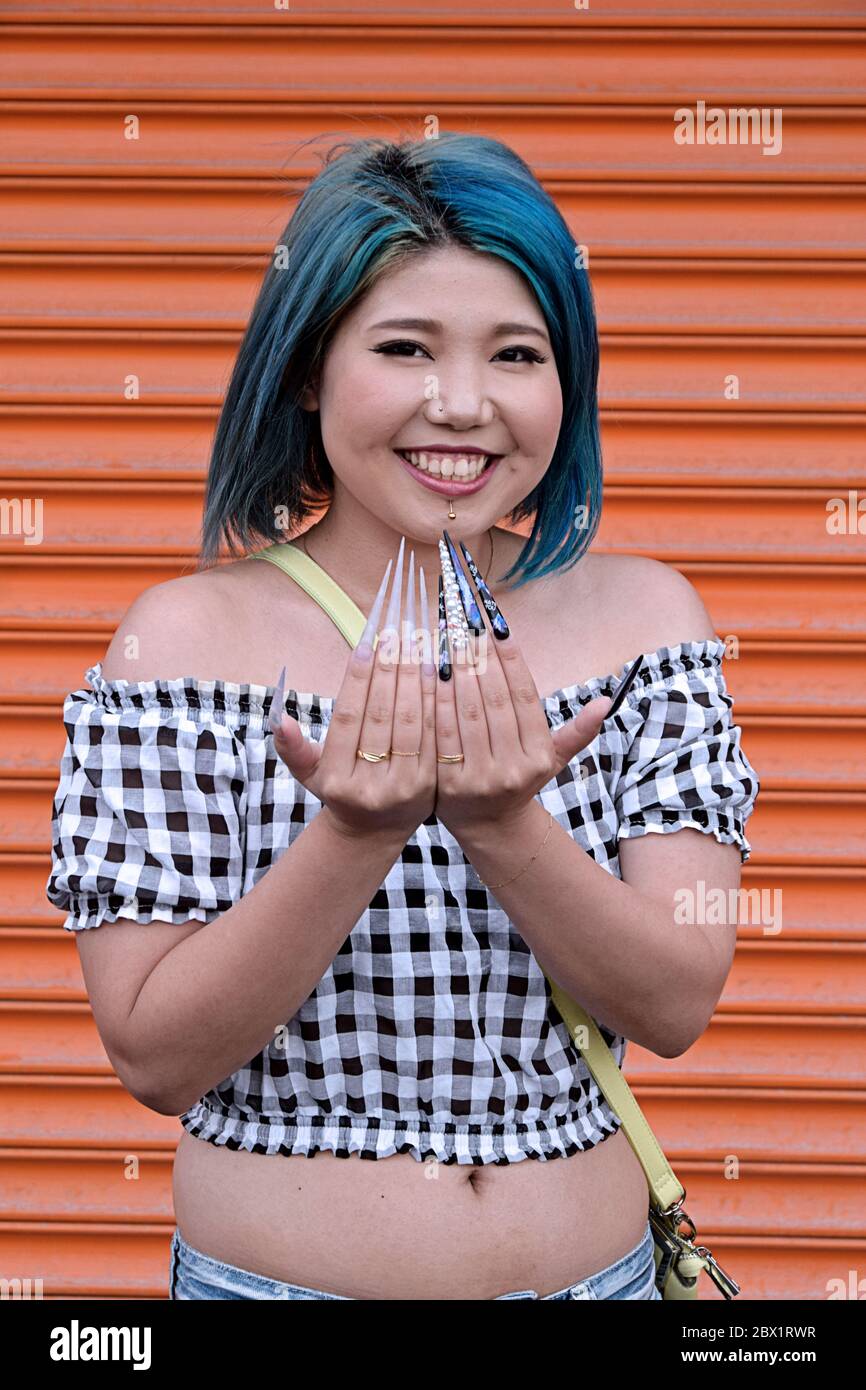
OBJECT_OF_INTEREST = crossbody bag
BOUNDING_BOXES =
[252,539,740,1300]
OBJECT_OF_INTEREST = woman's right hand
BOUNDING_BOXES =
[271,537,438,840]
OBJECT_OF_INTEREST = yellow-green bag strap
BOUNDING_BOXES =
[251,540,684,1213]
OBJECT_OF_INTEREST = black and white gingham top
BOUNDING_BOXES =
[46,637,760,1166]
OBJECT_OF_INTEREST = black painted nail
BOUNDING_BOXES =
[457,537,510,640]
[605,655,643,718]
[441,530,485,635]
[437,574,452,681]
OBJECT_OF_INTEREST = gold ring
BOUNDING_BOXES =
[357,748,390,762]
[391,749,422,757]
[436,753,465,763]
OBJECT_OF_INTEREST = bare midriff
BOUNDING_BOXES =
[172,1123,650,1300]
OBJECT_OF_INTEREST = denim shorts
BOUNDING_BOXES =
[169,1218,661,1300]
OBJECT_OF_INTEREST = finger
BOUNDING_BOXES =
[328,547,395,779]
[438,535,493,769]
[389,548,424,766]
[273,710,323,782]
[434,572,464,771]
[358,535,405,765]
[456,537,552,762]
[550,695,612,773]
[268,667,324,782]
[443,532,520,762]
[417,563,438,781]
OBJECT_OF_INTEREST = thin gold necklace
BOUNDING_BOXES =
[300,526,496,587]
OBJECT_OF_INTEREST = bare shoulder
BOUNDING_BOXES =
[586,552,717,651]
[99,561,243,683]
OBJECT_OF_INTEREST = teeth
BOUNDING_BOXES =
[401,450,491,481]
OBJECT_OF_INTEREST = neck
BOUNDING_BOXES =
[296,491,501,614]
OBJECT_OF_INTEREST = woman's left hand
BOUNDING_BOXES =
[433,625,612,838]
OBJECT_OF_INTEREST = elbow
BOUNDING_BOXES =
[136,1089,191,1118]
[650,1002,714,1059]
[115,1058,192,1117]
[652,1032,694,1061]
[130,1082,193,1117]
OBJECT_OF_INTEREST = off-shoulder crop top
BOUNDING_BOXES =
[46,638,760,1166]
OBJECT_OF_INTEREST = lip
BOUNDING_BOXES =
[394,450,503,496]
[397,444,498,456]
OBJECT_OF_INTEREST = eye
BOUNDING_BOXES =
[370,340,432,359]
[494,345,548,364]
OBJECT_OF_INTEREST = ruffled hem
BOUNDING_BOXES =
[60,893,226,932]
[617,807,754,865]
[542,637,728,719]
[178,1103,624,1166]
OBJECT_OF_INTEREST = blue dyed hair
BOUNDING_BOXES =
[199,132,602,588]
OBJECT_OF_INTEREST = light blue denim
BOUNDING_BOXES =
[169,1218,661,1300]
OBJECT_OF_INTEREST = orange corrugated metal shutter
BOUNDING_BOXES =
[1,0,864,1300]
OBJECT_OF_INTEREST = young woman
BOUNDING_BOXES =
[47,133,760,1301]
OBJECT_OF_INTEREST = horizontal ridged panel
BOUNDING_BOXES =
[3,1003,865,1087]
[3,260,866,336]
[3,184,865,257]
[3,632,864,717]
[3,1150,863,1240]
[5,702,863,789]
[1,23,865,110]
[4,478,865,561]
[11,783,865,862]
[2,0,863,1302]
[2,1223,860,1300]
[3,411,863,487]
[3,334,861,412]
[3,929,865,1014]
[7,1,866,21]
[2,109,865,182]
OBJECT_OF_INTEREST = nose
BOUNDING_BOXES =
[422,380,495,429]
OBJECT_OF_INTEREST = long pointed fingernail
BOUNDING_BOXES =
[438,539,471,659]
[419,564,435,675]
[404,548,416,663]
[383,536,405,634]
[437,573,452,681]
[379,535,405,666]
[605,655,643,718]
[457,537,510,640]
[268,664,286,734]
[441,529,484,634]
[353,555,393,662]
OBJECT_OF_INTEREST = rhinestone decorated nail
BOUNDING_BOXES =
[438,539,471,652]
[457,537,510,640]
[441,529,485,635]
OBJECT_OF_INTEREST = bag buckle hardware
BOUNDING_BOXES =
[653,1189,741,1300]
[693,1245,741,1300]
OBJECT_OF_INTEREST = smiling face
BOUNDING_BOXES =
[300,245,564,544]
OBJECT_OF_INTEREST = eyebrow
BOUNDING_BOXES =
[366,317,550,342]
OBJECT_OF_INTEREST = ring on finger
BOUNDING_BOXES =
[357,748,391,762]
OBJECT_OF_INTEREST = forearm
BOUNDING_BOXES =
[127,807,407,1114]
[459,800,714,1057]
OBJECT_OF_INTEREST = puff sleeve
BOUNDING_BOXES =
[45,669,248,931]
[613,646,760,864]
